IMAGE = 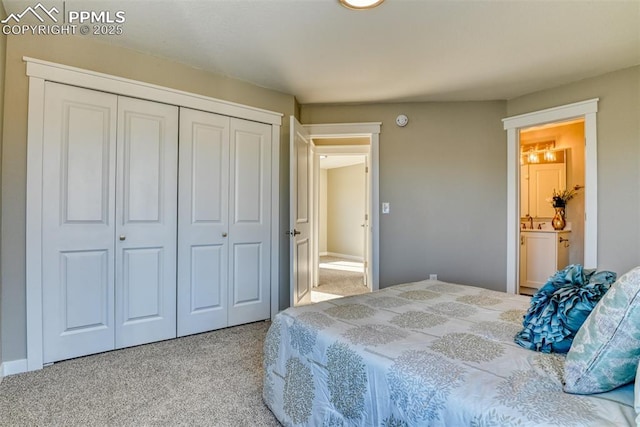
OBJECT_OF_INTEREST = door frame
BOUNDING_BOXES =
[303,123,381,291]
[24,57,282,372]
[503,98,599,294]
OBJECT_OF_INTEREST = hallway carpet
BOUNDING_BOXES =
[312,256,369,302]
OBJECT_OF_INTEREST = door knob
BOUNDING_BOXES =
[222,232,228,237]
[119,235,126,241]
[286,229,301,236]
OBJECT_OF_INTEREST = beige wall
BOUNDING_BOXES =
[521,122,585,264]
[0,1,6,372]
[301,101,508,289]
[319,169,328,254]
[327,163,366,258]
[0,34,296,362]
[507,66,640,278]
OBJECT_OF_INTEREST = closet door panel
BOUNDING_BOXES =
[192,125,225,222]
[228,118,271,326]
[115,97,178,349]
[232,243,262,303]
[42,82,117,363]
[122,247,163,320]
[190,245,225,309]
[123,114,162,222]
[61,251,110,329]
[177,108,230,336]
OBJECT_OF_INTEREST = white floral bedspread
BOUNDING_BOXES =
[263,280,635,426]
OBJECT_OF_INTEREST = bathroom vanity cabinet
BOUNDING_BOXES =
[520,230,571,290]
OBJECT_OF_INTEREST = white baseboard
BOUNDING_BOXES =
[319,251,328,256]
[1,359,28,377]
[324,252,364,262]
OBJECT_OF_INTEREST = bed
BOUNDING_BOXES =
[263,279,635,426]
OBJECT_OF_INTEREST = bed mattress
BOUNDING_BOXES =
[263,280,635,426]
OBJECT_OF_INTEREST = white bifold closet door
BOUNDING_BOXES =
[178,108,272,336]
[115,97,178,349]
[42,82,178,363]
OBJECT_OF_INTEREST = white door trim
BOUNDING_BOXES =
[304,123,381,291]
[503,98,599,294]
[25,57,281,371]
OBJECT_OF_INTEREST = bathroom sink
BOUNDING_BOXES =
[521,228,570,233]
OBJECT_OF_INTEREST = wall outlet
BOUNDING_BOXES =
[429,274,438,280]
[382,202,390,214]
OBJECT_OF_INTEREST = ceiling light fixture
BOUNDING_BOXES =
[339,0,385,10]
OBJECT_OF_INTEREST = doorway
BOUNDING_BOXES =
[289,120,381,307]
[518,119,585,296]
[312,155,369,302]
[503,98,599,294]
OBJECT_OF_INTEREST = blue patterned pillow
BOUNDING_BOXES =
[514,264,615,353]
[564,266,640,394]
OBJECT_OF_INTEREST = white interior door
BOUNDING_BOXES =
[177,108,230,336]
[290,117,312,306]
[42,82,118,363]
[529,163,566,218]
[115,97,178,349]
[228,118,272,326]
[363,156,371,289]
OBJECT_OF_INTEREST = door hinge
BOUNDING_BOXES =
[365,166,369,173]
[365,214,368,221]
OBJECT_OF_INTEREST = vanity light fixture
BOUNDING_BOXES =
[339,0,385,10]
[543,147,557,162]
[521,141,558,165]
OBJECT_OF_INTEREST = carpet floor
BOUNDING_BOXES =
[311,256,369,302]
[0,322,280,426]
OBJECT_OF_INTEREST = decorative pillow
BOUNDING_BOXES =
[514,264,615,353]
[564,266,640,394]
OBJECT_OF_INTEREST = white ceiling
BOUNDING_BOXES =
[320,155,365,170]
[4,0,639,104]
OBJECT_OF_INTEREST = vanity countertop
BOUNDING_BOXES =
[521,229,571,233]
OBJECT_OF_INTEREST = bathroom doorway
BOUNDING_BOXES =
[518,119,585,296]
[503,98,599,295]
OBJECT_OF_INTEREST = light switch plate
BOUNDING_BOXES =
[382,202,390,214]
